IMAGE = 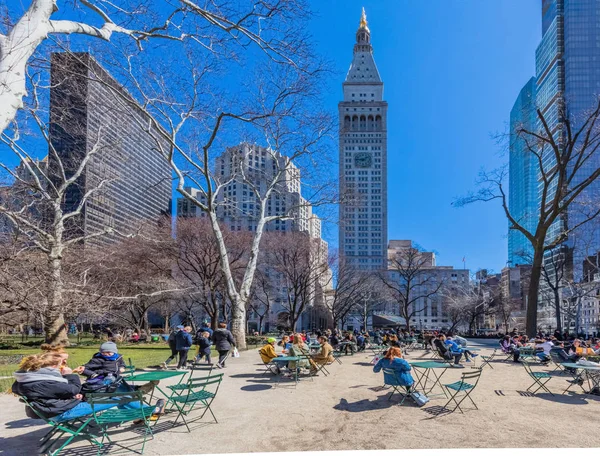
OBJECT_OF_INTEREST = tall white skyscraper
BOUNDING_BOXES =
[339,9,388,271]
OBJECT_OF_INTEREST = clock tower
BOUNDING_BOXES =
[338,8,388,271]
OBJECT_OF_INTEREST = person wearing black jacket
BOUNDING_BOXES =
[12,353,141,421]
[82,342,126,379]
[162,326,182,369]
[433,335,462,366]
[212,322,236,368]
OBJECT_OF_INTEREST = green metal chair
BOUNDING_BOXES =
[522,361,553,395]
[20,396,100,456]
[165,373,224,432]
[122,357,136,376]
[479,349,497,370]
[381,368,414,406]
[436,367,483,415]
[87,390,156,454]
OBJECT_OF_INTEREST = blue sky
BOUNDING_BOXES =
[309,0,541,274]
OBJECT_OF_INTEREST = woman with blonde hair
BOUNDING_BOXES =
[372,346,414,388]
[288,333,317,374]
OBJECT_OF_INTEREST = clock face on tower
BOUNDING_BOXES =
[354,152,372,168]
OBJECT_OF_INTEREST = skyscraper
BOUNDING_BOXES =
[535,0,600,282]
[508,77,537,267]
[338,9,388,271]
[48,53,172,243]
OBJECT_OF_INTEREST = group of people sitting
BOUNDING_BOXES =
[259,334,334,377]
[12,343,164,423]
[500,334,600,365]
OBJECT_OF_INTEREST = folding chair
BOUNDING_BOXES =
[166,373,224,432]
[260,360,280,376]
[522,361,553,395]
[87,390,156,454]
[122,357,136,376]
[332,349,344,365]
[479,349,497,370]
[382,368,414,406]
[436,368,482,415]
[20,397,101,456]
[548,351,569,375]
[167,363,214,398]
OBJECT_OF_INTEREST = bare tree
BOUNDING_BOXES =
[3,1,333,350]
[380,245,445,331]
[456,99,600,336]
[248,268,275,334]
[174,217,249,330]
[323,257,369,329]
[264,231,331,331]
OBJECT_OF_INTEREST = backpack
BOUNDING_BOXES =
[81,375,125,395]
[410,391,430,407]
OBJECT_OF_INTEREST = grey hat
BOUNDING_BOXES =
[100,341,118,354]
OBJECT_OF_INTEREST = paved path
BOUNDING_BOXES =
[1,344,598,455]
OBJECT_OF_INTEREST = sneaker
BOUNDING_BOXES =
[161,362,168,370]
[153,399,166,415]
[471,354,479,358]
[465,358,472,363]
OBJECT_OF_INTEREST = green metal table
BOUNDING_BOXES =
[410,361,453,397]
[125,370,187,403]
[272,356,301,384]
[561,363,600,395]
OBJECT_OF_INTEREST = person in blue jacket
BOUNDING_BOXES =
[444,335,478,362]
[373,347,414,388]
[175,326,193,370]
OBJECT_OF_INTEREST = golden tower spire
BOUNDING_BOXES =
[360,7,368,29]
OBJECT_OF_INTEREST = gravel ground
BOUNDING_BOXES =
[1,341,599,455]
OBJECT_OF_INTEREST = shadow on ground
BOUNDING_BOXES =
[333,394,415,413]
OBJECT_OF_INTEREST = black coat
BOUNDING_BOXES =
[82,353,126,378]
[12,370,82,418]
[212,328,235,351]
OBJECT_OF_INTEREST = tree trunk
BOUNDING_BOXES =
[526,246,545,337]
[231,296,247,349]
[45,255,69,346]
[553,287,562,333]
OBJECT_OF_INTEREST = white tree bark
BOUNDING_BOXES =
[0,0,131,135]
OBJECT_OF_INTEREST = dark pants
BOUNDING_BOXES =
[445,352,462,364]
[165,345,178,364]
[196,351,212,364]
[218,350,229,366]
[513,349,520,362]
[177,350,189,368]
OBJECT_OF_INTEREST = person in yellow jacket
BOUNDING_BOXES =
[259,338,282,374]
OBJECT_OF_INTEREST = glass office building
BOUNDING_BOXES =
[508,77,538,267]
[518,0,600,284]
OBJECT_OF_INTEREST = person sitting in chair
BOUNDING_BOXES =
[373,347,414,391]
[12,352,162,422]
[446,335,478,362]
[312,335,334,367]
[259,338,283,374]
[434,334,463,367]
